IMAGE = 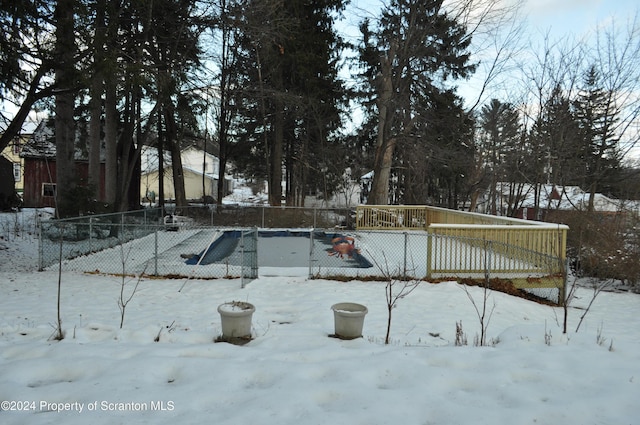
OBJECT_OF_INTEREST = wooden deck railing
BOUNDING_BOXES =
[356,206,567,253]
[356,205,568,302]
[356,205,538,229]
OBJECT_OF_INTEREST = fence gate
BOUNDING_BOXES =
[240,228,258,288]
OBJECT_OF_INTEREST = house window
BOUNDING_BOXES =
[42,183,56,197]
[12,141,20,155]
[13,163,21,181]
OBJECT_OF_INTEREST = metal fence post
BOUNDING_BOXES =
[403,231,408,279]
[89,216,93,253]
[154,227,159,276]
[308,229,314,278]
[37,215,43,271]
[252,227,259,279]
[241,230,246,288]
[426,230,432,280]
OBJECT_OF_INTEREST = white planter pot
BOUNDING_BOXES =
[331,302,368,339]
[217,301,255,340]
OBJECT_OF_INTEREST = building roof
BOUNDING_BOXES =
[20,119,104,161]
[495,182,628,213]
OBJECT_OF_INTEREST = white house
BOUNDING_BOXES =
[140,145,232,203]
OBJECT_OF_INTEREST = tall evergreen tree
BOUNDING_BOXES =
[529,85,582,186]
[356,0,476,205]
[80,0,204,211]
[399,89,473,207]
[574,65,621,209]
[478,99,522,215]
[229,0,348,206]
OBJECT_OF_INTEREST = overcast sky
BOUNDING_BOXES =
[340,0,638,102]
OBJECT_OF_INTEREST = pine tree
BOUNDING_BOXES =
[356,0,475,205]
[230,0,348,206]
[478,99,522,215]
[574,65,621,209]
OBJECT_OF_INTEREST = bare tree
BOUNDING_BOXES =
[117,242,148,329]
[52,223,65,341]
[371,252,420,345]
[448,0,527,112]
[460,239,496,346]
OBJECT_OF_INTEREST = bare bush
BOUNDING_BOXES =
[552,210,640,291]
[455,321,468,346]
[460,239,496,346]
[371,253,420,345]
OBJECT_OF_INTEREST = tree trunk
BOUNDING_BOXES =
[269,99,284,206]
[88,87,102,197]
[367,54,394,205]
[368,137,397,205]
[54,0,77,218]
[104,75,118,206]
[87,0,106,199]
[158,108,165,211]
[165,106,187,208]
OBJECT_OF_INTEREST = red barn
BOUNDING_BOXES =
[20,120,106,209]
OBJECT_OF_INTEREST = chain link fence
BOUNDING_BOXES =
[39,209,162,270]
[310,230,564,304]
[39,208,565,303]
[162,204,355,228]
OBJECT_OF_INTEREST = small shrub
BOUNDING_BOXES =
[455,321,467,346]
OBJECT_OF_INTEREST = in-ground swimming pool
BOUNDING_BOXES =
[185,229,373,269]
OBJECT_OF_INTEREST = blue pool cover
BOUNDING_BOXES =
[185,230,373,268]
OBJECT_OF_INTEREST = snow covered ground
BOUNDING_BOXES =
[1,209,639,424]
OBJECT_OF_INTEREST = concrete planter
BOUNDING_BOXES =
[217,301,255,342]
[331,302,368,339]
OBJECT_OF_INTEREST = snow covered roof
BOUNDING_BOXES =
[495,182,626,213]
[20,120,56,159]
[20,119,102,161]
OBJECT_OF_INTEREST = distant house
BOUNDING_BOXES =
[475,182,632,220]
[20,120,106,208]
[1,129,32,196]
[140,145,232,203]
[0,156,21,210]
